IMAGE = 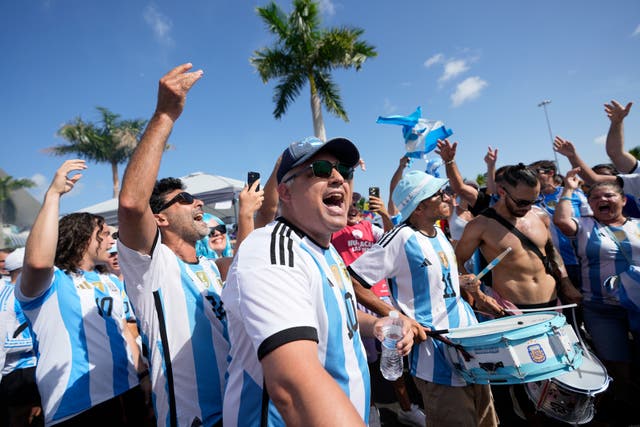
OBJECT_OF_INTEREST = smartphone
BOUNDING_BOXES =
[248,171,260,191]
[369,186,380,198]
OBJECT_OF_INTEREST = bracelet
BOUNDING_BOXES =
[137,368,150,380]
[559,196,572,202]
[445,159,455,165]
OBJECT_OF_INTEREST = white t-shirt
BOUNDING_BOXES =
[117,232,228,427]
[349,223,477,386]
[16,269,138,425]
[222,219,371,426]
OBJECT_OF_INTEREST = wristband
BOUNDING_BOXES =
[137,368,150,380]
[559,196,572,202]
[445,160,455,165]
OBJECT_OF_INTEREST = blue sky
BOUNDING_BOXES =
[1,0,639,216]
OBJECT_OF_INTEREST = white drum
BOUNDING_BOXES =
[525,350,610,424]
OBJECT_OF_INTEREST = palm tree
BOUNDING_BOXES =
[45,107,148,198]
[0,175,35,227]
[251,0,377,141]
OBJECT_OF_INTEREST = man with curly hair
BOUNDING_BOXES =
[17,160,147,426]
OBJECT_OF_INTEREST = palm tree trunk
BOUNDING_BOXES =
[308,76,326,141]
[111,162,120,199]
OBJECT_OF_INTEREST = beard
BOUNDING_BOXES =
[505,200,529,218]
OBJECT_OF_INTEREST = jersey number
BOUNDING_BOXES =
[344,291,359,339]
[205,295,226,322]
[95,297,113,317]
[441,273,457,299]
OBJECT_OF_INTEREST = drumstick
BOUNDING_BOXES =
[475,247,513,280]
[504,303,578,313]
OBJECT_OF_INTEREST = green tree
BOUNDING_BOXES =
[251,0,377,141]
[629,146,640,160]
[0,175,35,226]
[475,173,486,187]
[45,107,148,198]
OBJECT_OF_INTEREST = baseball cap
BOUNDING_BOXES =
[392,170,449,220]
[5,247,25,272]
[277,136,360,183]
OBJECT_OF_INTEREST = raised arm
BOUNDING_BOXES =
[553,168,580,236]
[254,155,282,229]
[21,160,86,297]
[235,180,265,249]
[605,100,635,173]
[368,195,393,232]
[554,136,616,185]
[436,139,479,206]
[118,63,203,254]
[388,156,410,216]
[484,146,499,195]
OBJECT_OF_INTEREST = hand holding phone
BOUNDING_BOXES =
[248,172,260,191]
[369,186,380,198]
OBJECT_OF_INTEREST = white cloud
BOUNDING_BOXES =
[29,173,48,201]
[318,0,336,16]
[383,98,398,114]
[451,76,488,107]
[424,53,444,68]
[594,134,606,145]
[439,59,469,83]
[144,4,174,47]
[633,24,640,37]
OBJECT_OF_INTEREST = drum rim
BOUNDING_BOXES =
[446,312,560,339]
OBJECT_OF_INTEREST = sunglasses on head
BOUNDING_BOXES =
[283,160,355,183]
[156,192,195,213]
[502,187,541,207]
[209,224,227,236]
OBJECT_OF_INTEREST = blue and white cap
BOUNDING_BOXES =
[277,136,360,183]
[392,170,448,220]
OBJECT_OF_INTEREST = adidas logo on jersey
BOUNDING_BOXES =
[420,258,431,268]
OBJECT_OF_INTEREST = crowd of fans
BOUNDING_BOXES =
[1,63,638,427]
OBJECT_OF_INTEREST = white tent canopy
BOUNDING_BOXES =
[78,172,245,225]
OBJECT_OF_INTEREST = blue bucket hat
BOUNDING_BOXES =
[392,170,449,220]
[277,136,360,183]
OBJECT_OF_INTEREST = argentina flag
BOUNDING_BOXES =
[377,107,453,158]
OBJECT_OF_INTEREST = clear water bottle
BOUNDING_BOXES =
[380,311,403,381]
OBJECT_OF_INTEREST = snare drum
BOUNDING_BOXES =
[444,312,583,384]
[525,351,609,424]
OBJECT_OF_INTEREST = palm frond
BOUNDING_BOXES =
[273,73,306,119]
[314,72,347,121]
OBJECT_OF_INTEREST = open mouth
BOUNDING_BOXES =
[194,213,204,221]
[323,193,344,208]
[597,205,612,214]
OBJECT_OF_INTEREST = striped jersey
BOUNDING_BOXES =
[348,223,477,386]
[16,268,138,425]
[573,216,640,305]
[117,232,229,427]
[0,280,36,376]
[538,186,592,266]
[222,219,371,426]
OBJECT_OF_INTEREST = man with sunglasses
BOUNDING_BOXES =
[348,170,498,427]
[117,64,229,427]
[222,136,415,426]
[454,163,581,424]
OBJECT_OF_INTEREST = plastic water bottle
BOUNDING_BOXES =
[380,311,403,381]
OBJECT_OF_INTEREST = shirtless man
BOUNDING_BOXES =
[455,163,581,314]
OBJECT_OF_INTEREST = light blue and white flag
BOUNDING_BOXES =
[377,107,453,158]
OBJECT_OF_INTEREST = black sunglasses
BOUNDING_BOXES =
[283,160,355,183]
[502,187,541,208]
[156,192,195,213]
[209,224,227,236]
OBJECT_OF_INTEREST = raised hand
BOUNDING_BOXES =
[484,146,498,167]
[604,100,632,124]
[563,167,581,191]
[156,63,204,121]
[435,139,457,162]
[553,136,577,158]
[48,159,86,196]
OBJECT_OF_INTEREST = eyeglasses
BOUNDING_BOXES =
[536,168,554,175]
[209,224,227,236]
[428,189,450,201]
[156,192,195,213]
[502,187,541,208]
[283,160,355,183]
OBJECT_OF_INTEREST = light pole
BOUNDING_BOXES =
[537,100,561,174]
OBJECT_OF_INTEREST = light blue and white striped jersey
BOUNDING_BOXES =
[222,219,371,427]
[349,223,477,386]
[538,186,592,266]
[15,268,138,425]
[573,216,640,305]
[1,280,36,375]
[117,232,229,427]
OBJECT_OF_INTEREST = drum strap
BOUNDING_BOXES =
[481,208,554,275]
